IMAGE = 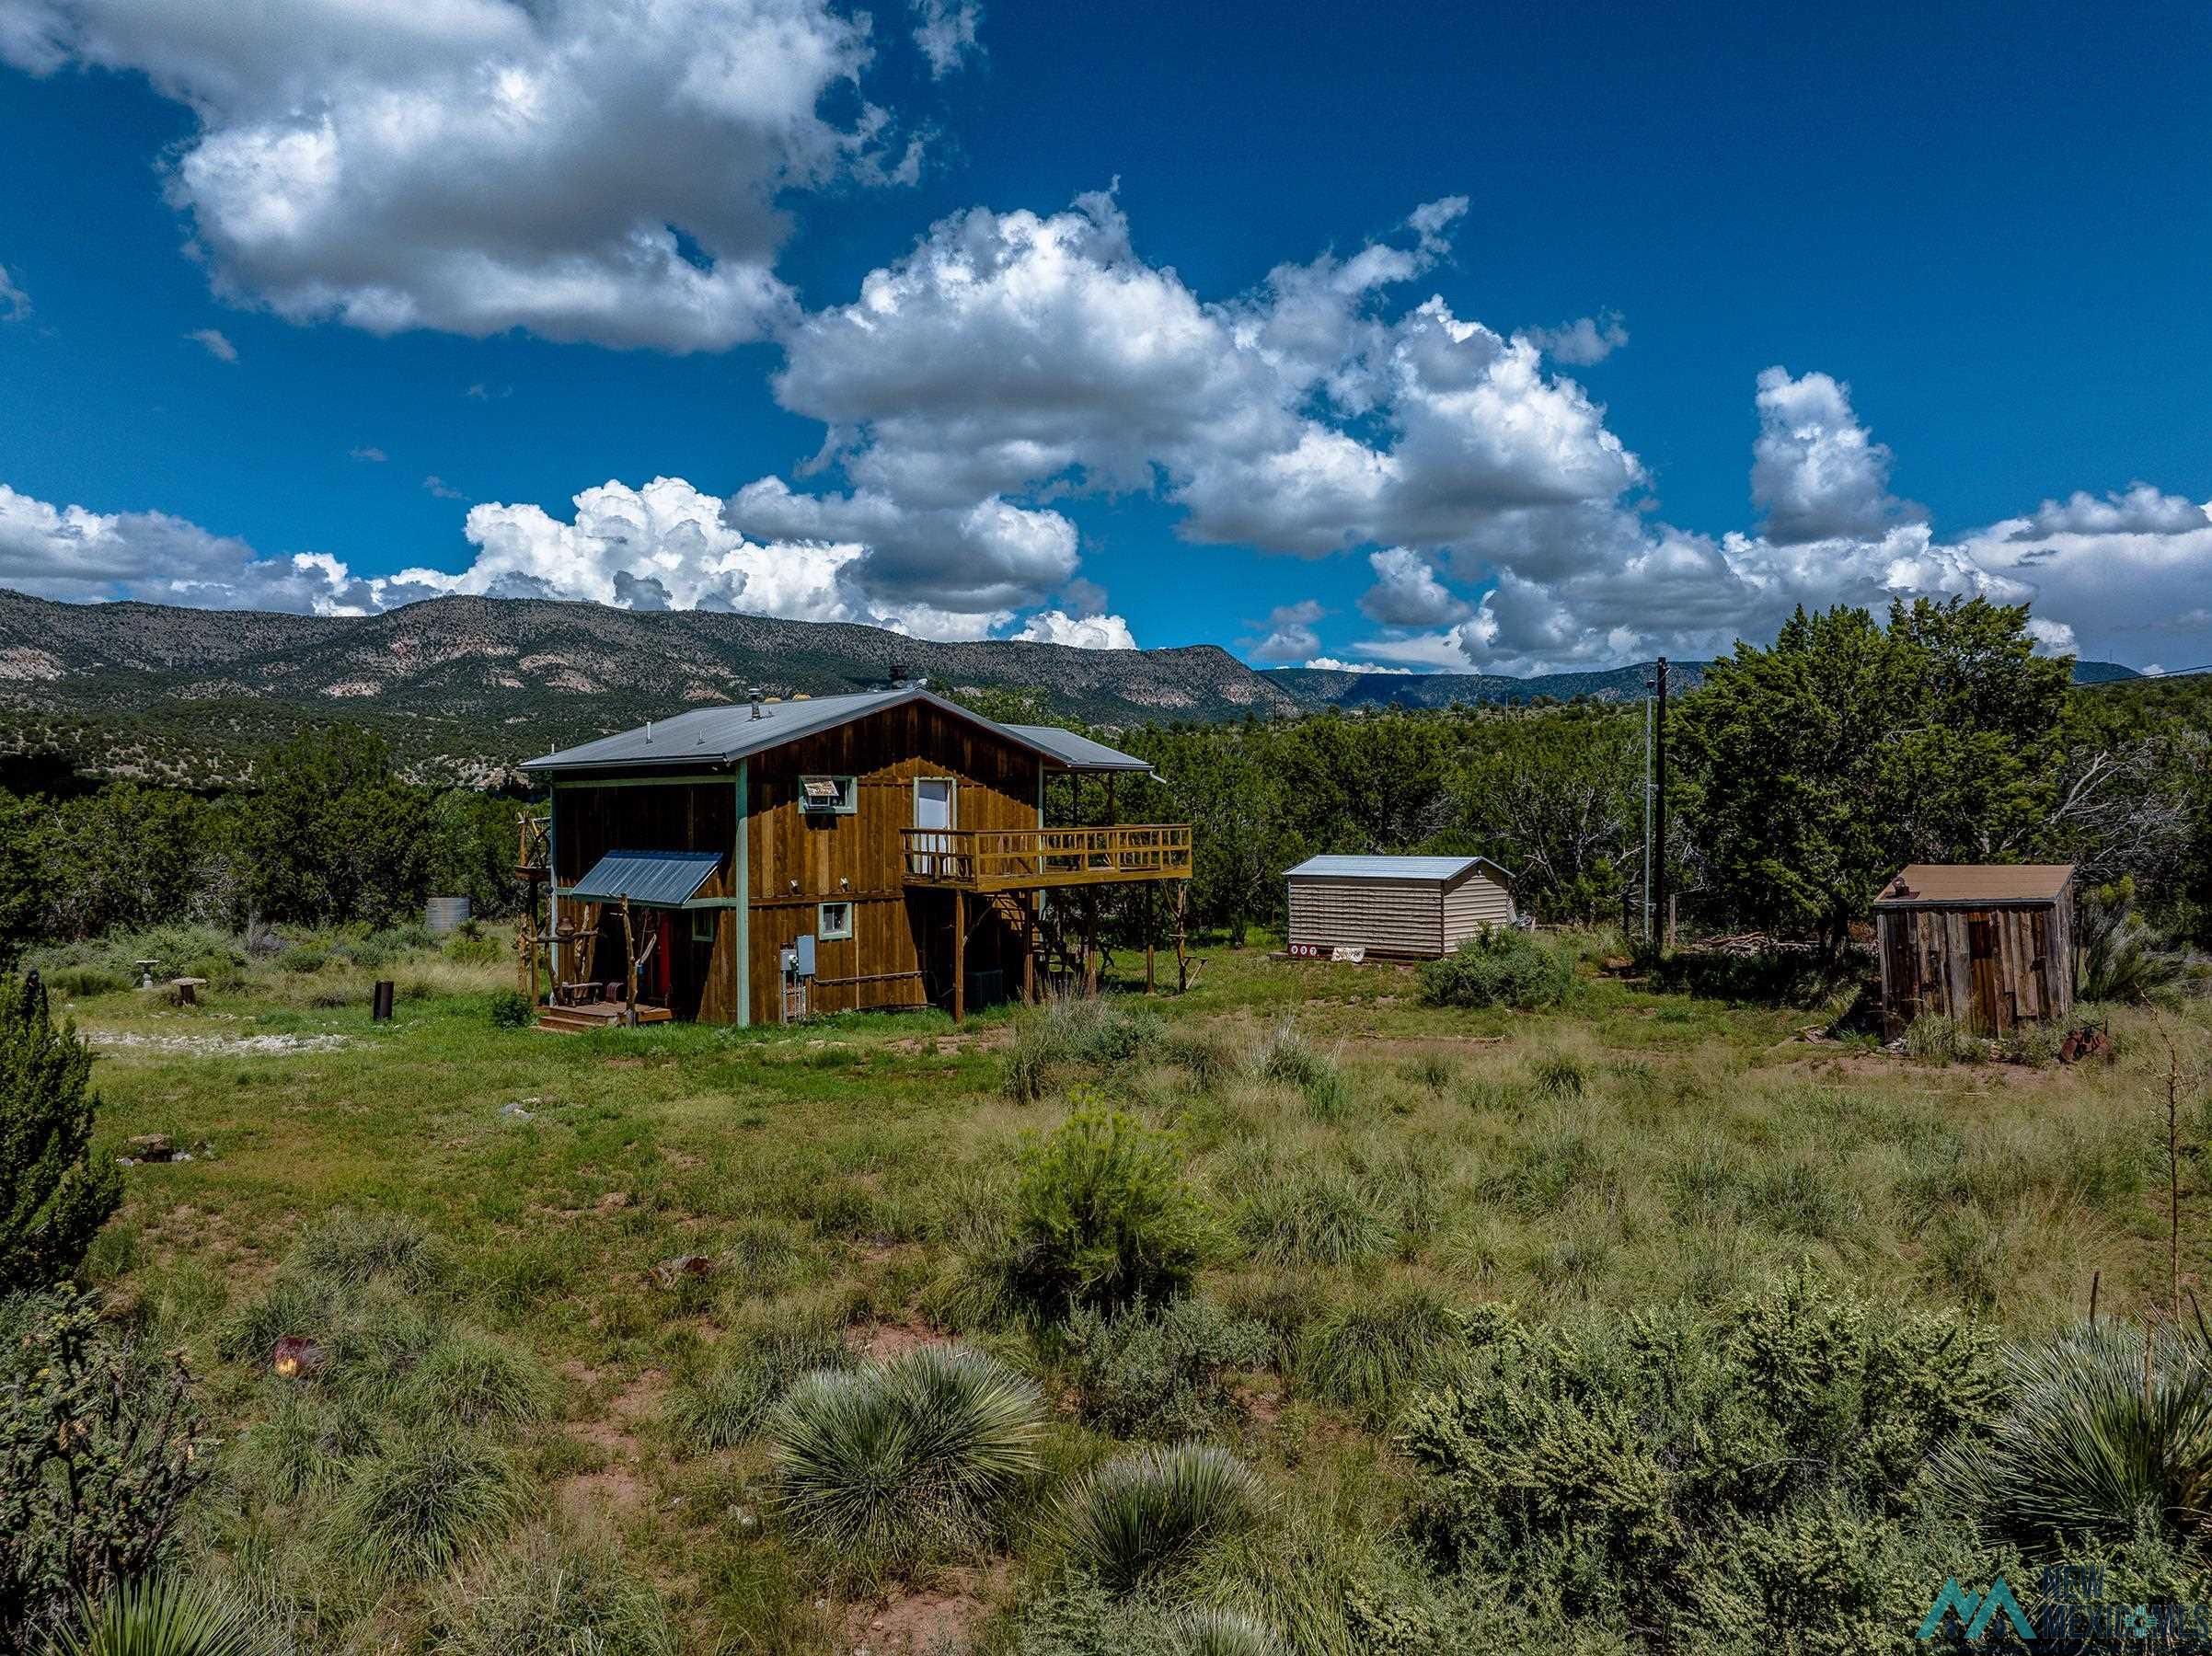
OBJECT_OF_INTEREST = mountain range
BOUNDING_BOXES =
[0,586,2141,788]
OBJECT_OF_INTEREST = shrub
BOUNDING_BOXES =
[1932,1323,2212,1544]
[1,975,122,1289]
[2078,877,2206,1003]
[41,966,132,999]
[277,947,328,974]
[332,1432,529,1579]
[441,1534,678,1656]
[1300,1286,1472,1425]
[668,1311,854,1453]
[1904,1012,1984,1064]
[487,989,534,1029]
[1005,1109,1208,1317]
[51,1576,263,1656]
[0,1293,213,1644]
[1995,1021,2065,1067]
[1053,1443,1267,1593]
[1063,1295,1272,1440]
[1004,998,1164,1100]
[1416,928,1575,1010]
[767,1344,1044,1568]
[1398,1271,2001,1646]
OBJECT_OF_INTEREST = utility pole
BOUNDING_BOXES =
[1642,678,1653,944]
[1653,657,1670,950]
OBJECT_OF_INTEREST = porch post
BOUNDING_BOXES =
[952,889,967,1024]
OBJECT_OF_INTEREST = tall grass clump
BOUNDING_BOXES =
[1003,1108,1208,1317]
[2078,877,2207,1003]
[1904,1012,1985,1064]
[1932,1322,2212,1543]
[1250,1018,1350,1118]
[668,1308,854,1452]
[768,1344,1044,1570]
[441,1534,678,1656]
[1300,1287,1475,1425]
[331,1432,529,1579]
[1005,997,1165,1100]
[1233,1166,1394,1267]
[52,1576,264,1656]
[1417,927,1575,1010]
[396,1330,552,1432]
[295,1208,443,1292]
[1053,1443,1268,1594]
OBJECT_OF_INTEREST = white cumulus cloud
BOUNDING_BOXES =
[1,0,940,351]
[1012,609,1137,650]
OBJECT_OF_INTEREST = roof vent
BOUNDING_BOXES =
[748,685,763,720]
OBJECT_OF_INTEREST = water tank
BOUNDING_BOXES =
[424,896,472,937]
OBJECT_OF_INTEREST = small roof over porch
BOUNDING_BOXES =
[567,849,723,905]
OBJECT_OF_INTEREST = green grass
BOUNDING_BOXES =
[45,925,2211,1651]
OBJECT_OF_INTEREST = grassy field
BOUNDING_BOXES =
[39,926,2212,1653]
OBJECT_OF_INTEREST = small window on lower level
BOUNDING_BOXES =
[817,900,854,941]
[690,909,717,943]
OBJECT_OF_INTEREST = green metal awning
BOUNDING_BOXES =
[566,849,722,905]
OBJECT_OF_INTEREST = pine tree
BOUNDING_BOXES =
[0,975,121,1288]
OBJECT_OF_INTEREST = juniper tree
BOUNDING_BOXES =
[0,974,121,1289]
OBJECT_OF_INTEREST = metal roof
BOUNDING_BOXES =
[1285,854,1510,884]
[1874,864,2075,907]
[522,685,1152,776]
[567,849,723,905]
[1000,723,1154,772]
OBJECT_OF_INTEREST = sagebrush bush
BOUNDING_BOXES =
[1004,1109,1208,1317]
[1063,1295,1272,1440]
[1053,1443,1267,1593]
[768,1344,1044,1569]
[1416,928,1576,1010]
[1932,1322,2212,1544]
[1398,1271,2002,1648]
[669,1309,854,1452]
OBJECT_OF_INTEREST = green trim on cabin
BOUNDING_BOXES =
[547,773,734,790]
[735,761,750,1028]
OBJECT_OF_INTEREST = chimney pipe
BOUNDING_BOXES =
[748,685,763,719]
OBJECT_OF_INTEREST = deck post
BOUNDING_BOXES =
[620,895,638,1028]
[1022,892,1037,1005]
[1174,881,1188,994]
[1145,883,1157,995]
[1083,894,1099,997]
[952,888,966,1024]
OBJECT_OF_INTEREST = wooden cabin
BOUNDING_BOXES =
[1873,863,2075,1040]
[515,686,1190,1029]
[1285,855,1515,960]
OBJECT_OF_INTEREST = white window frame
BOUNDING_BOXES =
[690,909,717,944]
[799,774,858,815]
[817,900,854,941]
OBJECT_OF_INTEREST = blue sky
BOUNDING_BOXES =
[2,0,2209,671]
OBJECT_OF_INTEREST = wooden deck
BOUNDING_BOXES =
[902,825,1192,891]
[536,999,674,1034]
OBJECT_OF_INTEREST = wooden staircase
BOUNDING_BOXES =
[986,890,1094,996]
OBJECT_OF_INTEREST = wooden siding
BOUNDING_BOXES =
[745,702,1043,1018]
[1439,870,1516,948]
[1876,895,2074,1039]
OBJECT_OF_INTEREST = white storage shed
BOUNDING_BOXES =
[1285,855,1516,960]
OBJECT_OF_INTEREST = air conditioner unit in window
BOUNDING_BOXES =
[799,776,852,813]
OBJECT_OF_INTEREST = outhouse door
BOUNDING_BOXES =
[1967,914,2001,1036]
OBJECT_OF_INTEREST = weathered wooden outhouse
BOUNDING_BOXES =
[1872,863,2075,1039]
[1284,855,1515,960]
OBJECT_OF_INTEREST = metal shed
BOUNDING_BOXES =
[1285,855,1515,960]
[1873,864,2075,1040]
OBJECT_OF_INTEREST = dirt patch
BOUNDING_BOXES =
[851,1319,952,1362]
[1782,1051,2068,1087]
[884,1027,1014,1057]
[556,1365,669,1524]
[87,1029,350,1056]
[840,1565,1002,1654]
[558,1466,649,1523]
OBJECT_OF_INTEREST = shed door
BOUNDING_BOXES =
[1967,914,2000,1036]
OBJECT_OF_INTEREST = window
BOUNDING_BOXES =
[690,909,717,943]
[817,901,854,941]
[799,775,857,814]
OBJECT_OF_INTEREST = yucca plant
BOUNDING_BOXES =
[1054,1443,1268,1593]
[768,1344,1044,1567]
[1177,1608,1284,1656]
[1932,1322,2212,1541]
[53,1577,260,1656]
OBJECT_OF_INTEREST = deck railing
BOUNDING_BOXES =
[902,824,1192,890]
